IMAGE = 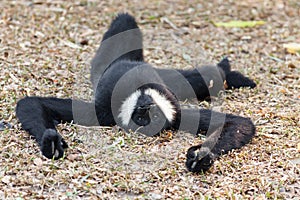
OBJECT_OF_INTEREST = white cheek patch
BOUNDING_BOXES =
[118,90,141,126]
[144,88,176,123]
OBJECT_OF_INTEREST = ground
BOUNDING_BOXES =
[0,0,299,199]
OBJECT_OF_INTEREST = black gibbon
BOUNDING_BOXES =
[16,13,256,173]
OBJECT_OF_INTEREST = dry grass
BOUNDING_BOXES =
[0,0,299,199]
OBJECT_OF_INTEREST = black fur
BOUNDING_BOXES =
[183,109,255,172]
[16,13,256,172]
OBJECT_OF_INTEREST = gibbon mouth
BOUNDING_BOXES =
[132,104,161,127]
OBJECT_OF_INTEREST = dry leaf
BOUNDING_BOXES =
[290,158,300,165]
[67,154,80,161]
[288,63,296,69]
[33,157,43,167]
[213,20,265,28]
[1,176,11,184]
[283,43,300,54]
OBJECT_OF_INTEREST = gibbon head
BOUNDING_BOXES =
[118,84,180,135]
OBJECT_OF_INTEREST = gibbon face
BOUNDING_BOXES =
[118,88,177,133]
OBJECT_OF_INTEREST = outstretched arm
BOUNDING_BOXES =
[156,65,225,101]
[178,108,256,172]
[157,58,256,101]
[16,97,98,159]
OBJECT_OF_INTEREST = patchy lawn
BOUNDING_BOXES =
[0,0,299,199]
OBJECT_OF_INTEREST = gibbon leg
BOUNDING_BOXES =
[16,97,98,159]
[180,109,255,172]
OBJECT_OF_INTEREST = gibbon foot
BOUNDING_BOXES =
[186,144,215,173]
